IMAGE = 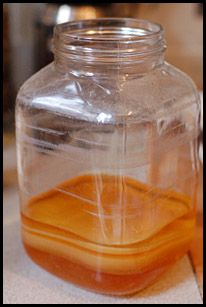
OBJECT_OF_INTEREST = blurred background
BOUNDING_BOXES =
[3,2,203,293]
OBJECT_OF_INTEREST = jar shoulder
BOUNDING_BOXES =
[121,62,201,121]
[16,63,64,101]
[16,62,200,123]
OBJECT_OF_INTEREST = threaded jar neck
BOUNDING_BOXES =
[53,18,166,74]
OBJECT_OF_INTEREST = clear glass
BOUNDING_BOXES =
[16,18,200,295]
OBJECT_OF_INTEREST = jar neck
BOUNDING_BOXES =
[53,18,166,77]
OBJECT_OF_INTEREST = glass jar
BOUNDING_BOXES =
[16,18,200,295]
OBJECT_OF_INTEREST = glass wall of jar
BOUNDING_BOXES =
[16,18,200,295]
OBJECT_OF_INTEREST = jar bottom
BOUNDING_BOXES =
[21,174,195,295]
[23,241,190,296]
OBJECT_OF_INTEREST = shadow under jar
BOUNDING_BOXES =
[16,18,200,295]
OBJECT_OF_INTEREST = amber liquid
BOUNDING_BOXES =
[21,174,195,295]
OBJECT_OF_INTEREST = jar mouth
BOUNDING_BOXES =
[53,18,166,64]
[54,18,163,41]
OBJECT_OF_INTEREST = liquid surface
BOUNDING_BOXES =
[21,174,195,295]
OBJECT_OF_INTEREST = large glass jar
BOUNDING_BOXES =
[16,19,200,295]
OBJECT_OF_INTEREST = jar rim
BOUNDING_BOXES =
[54,18,164,43]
